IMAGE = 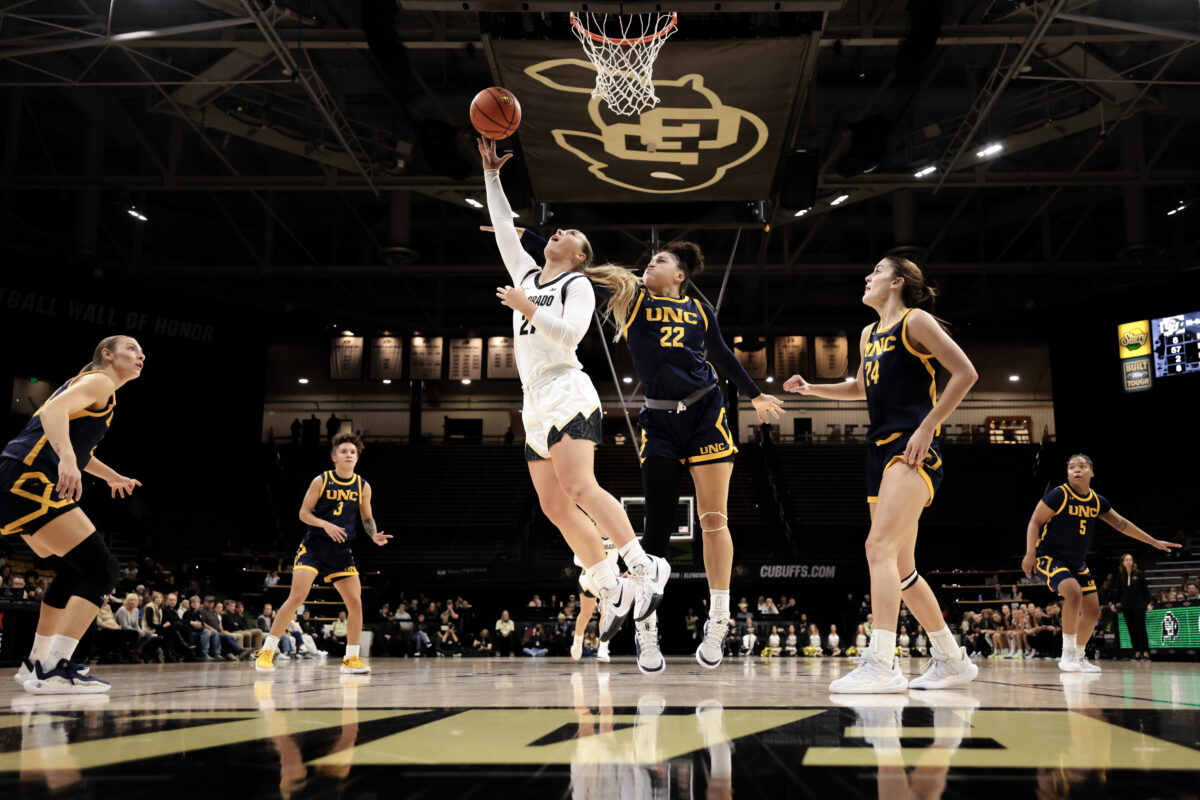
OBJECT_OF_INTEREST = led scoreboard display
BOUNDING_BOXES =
[1117,310,1200,392]
[1152,311,1200,378]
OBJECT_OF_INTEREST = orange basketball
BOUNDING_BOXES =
[470,87,522,140]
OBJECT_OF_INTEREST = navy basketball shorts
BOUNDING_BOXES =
[866,430,943,507]
[1035,553,1097,595]
[0,458,79,537]
[637,386,736,466]
[294,537,359,584]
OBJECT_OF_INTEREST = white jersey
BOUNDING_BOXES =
[485,169,595,390]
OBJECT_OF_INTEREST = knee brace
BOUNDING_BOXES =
[900,569,920,591]
[699,511,729,533]
[58,531,120,606]
[42,556,83,610]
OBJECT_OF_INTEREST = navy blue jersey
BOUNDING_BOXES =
[864,309,939,442]
[303,471,362,543]
[0,371,114,476]
[1035,484,1111,568]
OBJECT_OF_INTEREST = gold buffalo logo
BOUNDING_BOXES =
[1120,329,1147,351]
[524,58,768,195]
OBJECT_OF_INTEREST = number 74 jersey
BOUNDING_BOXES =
[1034,484,1111,568]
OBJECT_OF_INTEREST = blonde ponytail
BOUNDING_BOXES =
[77,334,127,376]
[584,264,642,341]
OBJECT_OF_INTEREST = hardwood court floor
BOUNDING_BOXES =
[2,656,1198,798]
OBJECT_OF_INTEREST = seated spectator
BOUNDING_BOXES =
[913,625,927,658]
[223,600,263,653]
[1184,582,1199,605]
[438,624,461,656]
[116,592,161,662]
[391,607,414,656]
[805,623,822,657]
[854,623,868,651]
[411,614,433,657]
[528,594,544,608]
[154,591,193,662]
[182,595,219,661]
[767,625,781,656]
[582,631,599,657]
[96,597,138,663]
[470,629,495,657]
[763,598,780,616]
[827,624,843,657]
[330,610,349,653]
[741,625,758,657]
[495,610,516,657]
[264,570,280,587]
[550,613,572,656]
[784,624,798,657]
[523,624,549,657]
[208,599,246,661]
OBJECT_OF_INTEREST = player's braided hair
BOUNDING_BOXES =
[331,432,365,455]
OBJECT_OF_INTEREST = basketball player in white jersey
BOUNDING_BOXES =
[571,536,617,662]
[481,138,669,643]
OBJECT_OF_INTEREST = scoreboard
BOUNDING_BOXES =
[1152,311,1200,378]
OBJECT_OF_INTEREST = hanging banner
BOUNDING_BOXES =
[490,39,811,203]
[329,336,364,380]
[488,336,519,379]
[449,338,483,381]
[410,336,444,381]
[369,336,404,380]
[733,336,767,379]
[814,336,850,379]
[774,336,808,378]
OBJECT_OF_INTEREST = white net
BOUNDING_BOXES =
[570,12,678,117]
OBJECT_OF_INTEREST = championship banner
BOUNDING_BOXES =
[733,336,767,379]
[774,336,808,378]
[814,336,850,379]
[410,336,444,381]
[488,336,518,379]
[369,336,404,381]
[448,338,483,381]
[329,336,364,380]
[491,39,811,203]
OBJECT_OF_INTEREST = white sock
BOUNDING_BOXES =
[598,640,609,656]
[870,630,896,664]
[928,627,961,660]
[573,633,584,644]
[29,633,53,665]
[263,635,280,654]
[1061,633,1076,657]
[345,645,360,658]
[46,634,80,667]
[710,742,733,778]
[1074,636,1088,656]
[587,558,619,594]
[618,539,651,572]
[710,589,731,619]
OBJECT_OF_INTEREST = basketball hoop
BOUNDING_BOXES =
[569,11,678,117]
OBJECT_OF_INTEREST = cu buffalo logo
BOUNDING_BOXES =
[524,58,768,195]
[1161,611,1179,643]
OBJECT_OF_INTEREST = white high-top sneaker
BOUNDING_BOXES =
[630,555,671,622]
[910,645,979,690]
[598,577,635,642]
[1058,648,1082,673]
[829,649,908,694]
[634,616,665,675]
[695,618,730,669]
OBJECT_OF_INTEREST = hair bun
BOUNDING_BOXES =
[666,240,705,277]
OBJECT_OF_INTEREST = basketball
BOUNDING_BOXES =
[470,86,522,140]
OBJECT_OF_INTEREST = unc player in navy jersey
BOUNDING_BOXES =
[480,137,667,646]
[785,257,979,693]
[2,335,143,694]
[1021,454,1176,672]
[255,433,391,675]
[582,241,783,674]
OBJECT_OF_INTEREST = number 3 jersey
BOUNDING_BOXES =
[303,471,362,544]
[1035,484,1111,568]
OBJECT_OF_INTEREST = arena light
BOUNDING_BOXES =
[976,142,1003,158]
[297,378,309,385]
[461,378,472,385]
[465,198,483,208]
[794,208,810,217]
[341,330,354,336]
[382,379,392,385]
[1009,374,1020,382]
[766,376,775,383]
[622,376,633,384]
[914,165,937,178]
[126,205,148,222]
[830,194,850,206]
[1167,203,1188,216]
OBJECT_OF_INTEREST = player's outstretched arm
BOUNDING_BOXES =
[1022,501,1055,578]
[299,475,346,543]
[479,138,536,284]
[1100,509,1180,552]
[83,456,142,499]
[783,325,871,402]
[360,482,392,546]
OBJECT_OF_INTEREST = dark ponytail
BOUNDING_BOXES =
[881,256,938,310]
[665,240,704,278]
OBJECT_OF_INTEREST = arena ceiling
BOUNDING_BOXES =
[0,0,1197,335]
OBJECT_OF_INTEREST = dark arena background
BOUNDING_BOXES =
[1,1,1199,798]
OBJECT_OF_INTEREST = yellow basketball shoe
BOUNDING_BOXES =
[340,655,370,675]
[254,649,276,673]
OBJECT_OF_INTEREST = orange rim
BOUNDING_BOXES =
[569,12,677,46]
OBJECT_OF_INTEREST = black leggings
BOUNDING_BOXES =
[1124,608,1149,652]
[640,457,685,557]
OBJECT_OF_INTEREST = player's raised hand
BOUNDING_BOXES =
[107,475,142,499]
[323,522,348,543]
[782,374,811,394]
[371,531,393,547]
[480,225,526,238]
[477,137,513,170]
[751,393,783,423]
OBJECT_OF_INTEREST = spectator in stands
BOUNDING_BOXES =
[523,624,549,657]
[257,604,275,632]
[264,570,281,588]
[181,595,218,660]
[551,613,572,656]
[897,625,911,657]
[392,606,414,656]
[736,600,751,625]
[784,624,798,656]
[763,598,780,616]
[304,414,321,446]
[224,600,264,653]
[412,614,433,657]
[471,629,495,657]
[95,597,138,663]
[528,594,543,608]
[1112,553,1153,660]
[1185,582,1199,606]
[863,613,873,637]
[438,623,461,656]
[828,624,843,657]
[756,596,768,614]
[495,610,515,657]
[741,624,758,657]
[854,624,868,653]
[767,625,781,656]
[209,600,247,660]
[806,623,822,657]
[328,610,348,654]
[116,593,160,662]
[685,608,700,643]
[155,592,192,661]
[582,631,599,657]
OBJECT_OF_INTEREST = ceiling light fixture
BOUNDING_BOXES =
[976,142,1003,158]
[794,208,810,217]
[465,198,483,208]
[914,165,937,178]
[830,194,850,206]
